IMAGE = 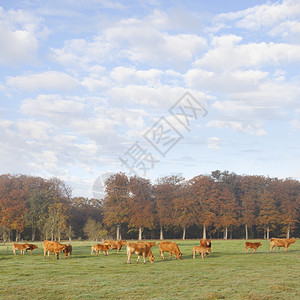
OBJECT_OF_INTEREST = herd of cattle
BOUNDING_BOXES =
[10,237,296,263]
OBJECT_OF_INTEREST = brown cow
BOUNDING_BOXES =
[137,241,156,249]
[104,240,127,253]
[91,244,110,256]
[12,243,30,255]
[193,245,211,259]
[127,242,155,264]
[159,241,182,260]
[245,242,262,254]
[43,241,68,259]
[200,239,211,248]
[63,244,72,258]
[25,243,38,254]
[270,238,296,253]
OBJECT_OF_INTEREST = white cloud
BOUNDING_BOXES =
[207,120,266,136]
[194,35,300,71]
[21,94,87,122]
[7,71,79,92]
[217,0,300,35]
[206,137,221,150]
[0,7,48,66]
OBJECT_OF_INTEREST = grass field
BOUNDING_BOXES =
[0,239,299,300]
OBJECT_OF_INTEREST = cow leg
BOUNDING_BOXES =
[245,247,248,254]
[254,248,256,254]
[201,252,204,259]
[193,251,195,259]
[143,254,146,264]
[127,253,131,264]
[160,250,164,259]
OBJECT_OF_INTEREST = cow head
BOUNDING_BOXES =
[148,252,155,263]
[177,252,183,260]
[121,241,127,246]
[258,242,262,247]
[290,238,296,244]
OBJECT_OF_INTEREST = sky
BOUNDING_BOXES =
[0,0,300,198]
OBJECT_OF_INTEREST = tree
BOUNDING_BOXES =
[83,219,100,241]
[154,175,184,240]
[190,175,217,239]
[173,181,195,240]
[128,176,155,240]
[0,174,28,241]
[103,172,130,240]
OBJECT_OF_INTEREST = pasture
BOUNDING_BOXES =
[0,239,299,300]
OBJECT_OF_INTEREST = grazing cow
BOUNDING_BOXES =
[245,242,262,254]
[63,244,72,258]
[193,245,211,259]
[127,242,155,264]
[12,243,30,255]
[104,240,127,253]
[43,241,68,260]
[137,241,156,249]
[270,238,296,253]
[25,243,38,254]
[91,244,110,256]
[159,241,182,260]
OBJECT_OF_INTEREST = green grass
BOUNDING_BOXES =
[0,239,299,299]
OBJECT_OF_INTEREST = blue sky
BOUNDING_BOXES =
[0,0,300,197]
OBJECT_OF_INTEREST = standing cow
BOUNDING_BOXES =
[159,241,182,260]
[43,241,68,260]
[270,238,296,253]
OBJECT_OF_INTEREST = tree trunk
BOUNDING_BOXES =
[116,225,120,241]
[182,226,186,240]
[266,226,270,240]
[203,224,206,239]
[138,227,142,241]
[287,225,290,239]
[224,226,228,240]
[263,228,266,239]
[245,224,248,240]
[160,225,164,240]
[32,227,36,241]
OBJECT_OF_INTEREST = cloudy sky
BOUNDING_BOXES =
[1,0,300,197]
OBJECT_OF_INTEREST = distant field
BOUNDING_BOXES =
[0,239,299,299]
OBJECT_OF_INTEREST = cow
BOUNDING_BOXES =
[245,242,262,254]
[104,240,127,253]
[63,244,72,258]
[12,243,30,255]
[137,241,156,249]
[127,242,155,264]
[43,241,68,260]
[159,241,182,260]
[200,238,211,248]
[25,243,38,254]
[91,244,110,256]
[193,245,211,259]
[270,238,296,253]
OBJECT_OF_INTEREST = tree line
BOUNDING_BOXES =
[0,171,299,241]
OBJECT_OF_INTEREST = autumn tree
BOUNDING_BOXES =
[0,174,28,241]
[154,175,184,240]
[190,175,217,239]
[128,176,155,240]
[103,172,130,240]
[172,181,195,239]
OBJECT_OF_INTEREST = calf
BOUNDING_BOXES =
[245,242,262,254]
[12,243,30,255]
[91,244,110,256]
[127,242,155,264]
[104,240,127,253]
[270,238,296,253]
[137,241,156,249]
[159,241,182,260]
[193,245,211,259]
[25,243,38,254]
[43,241,68,260]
